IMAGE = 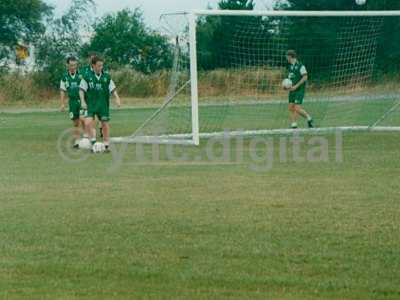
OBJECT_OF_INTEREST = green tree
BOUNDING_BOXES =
[197,0,256,69]
[84,9,173,73]
[372,0,400,74]
[218,0,254,10]
[275,0,400,78]
[0,0,52,65]
[34,0,94,87]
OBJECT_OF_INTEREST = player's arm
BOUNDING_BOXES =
[60,90,66,112]
[79,79,88,110]
[60,80,67,112]
[113,90,121,107]
[109,80,121,107]
[291,65,308,92]
[291,74,308,91]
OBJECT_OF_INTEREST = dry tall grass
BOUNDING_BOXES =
[0,68,397,105]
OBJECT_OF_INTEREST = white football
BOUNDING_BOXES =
[78,138,91,150]
[282,78,293,89]
[92,142,106,153]
[355,0,366,5]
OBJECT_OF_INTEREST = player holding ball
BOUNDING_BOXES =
[283,50,314,129]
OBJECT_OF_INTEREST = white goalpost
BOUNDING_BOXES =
[112,10,400,146]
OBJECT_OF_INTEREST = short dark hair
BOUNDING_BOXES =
[287,50,297,59]
[91,55,104,65]
[88,51,97,58]
[66,56,77,64]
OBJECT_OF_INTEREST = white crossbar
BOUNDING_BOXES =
[191,10,400,17]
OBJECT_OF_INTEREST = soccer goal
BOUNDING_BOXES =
[112,10,400,146]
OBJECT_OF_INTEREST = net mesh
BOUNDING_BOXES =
[114,13,400,144]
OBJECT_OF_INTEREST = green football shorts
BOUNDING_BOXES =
[289,90,305,105]
[85,101,110,122]
[69,98,82,120]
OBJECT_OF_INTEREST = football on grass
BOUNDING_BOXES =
[78,138,91,150]
[282,78,293,89]
[355,0,366,5]
[92,142,106,153]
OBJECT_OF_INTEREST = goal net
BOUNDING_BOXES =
[112,10,400,146]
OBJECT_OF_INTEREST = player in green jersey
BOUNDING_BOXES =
[60,56,84,148]
[79,56,121,152]
[284,50,314,129]
[81,53,100,139]
[80,52,110,139]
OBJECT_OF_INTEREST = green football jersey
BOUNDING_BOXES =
[81,71,113,106]
[60,71,82,100]
[288,61,307,91]
[80,71,116,122]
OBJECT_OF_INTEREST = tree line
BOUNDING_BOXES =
[197,0,400,80]
[0,0,399,89]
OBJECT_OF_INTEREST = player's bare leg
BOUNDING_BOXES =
[79,116,86,137]
[72,119,81,148]
[92,117,98,139]
[295,105,314,128]
[85,118,96,145]
[101,121,110,152]
[92,116,103,138]
[295,105,311,120]
[289,104,299,128]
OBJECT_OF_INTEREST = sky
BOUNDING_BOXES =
[45,0,275,28]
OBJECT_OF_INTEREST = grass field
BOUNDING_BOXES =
[1,106,400,299]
